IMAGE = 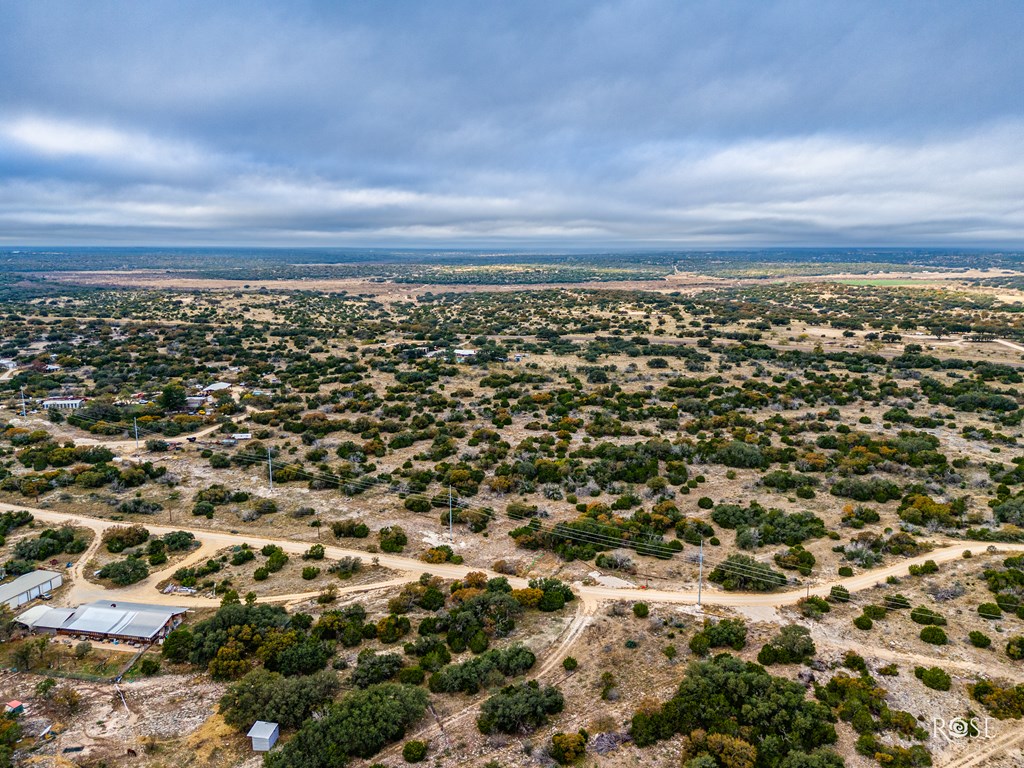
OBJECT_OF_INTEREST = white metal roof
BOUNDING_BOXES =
[16,605,75,630]
[16,600,186,641]
[13,605,50,625]
[247,721,279,739]
[0,570,61,604]
[64,606,127,635]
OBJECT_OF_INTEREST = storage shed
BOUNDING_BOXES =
[247,721,279,752]
[0,570,63,609]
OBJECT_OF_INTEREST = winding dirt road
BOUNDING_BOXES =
[6,501,1024,611]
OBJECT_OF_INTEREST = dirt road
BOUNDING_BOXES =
[6,501,1024,612]
[69,422,225,454]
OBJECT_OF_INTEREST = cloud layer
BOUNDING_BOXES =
[1,1,1023,246]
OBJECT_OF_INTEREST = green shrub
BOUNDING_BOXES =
[102,524,149,553]
[1006,636,1024,660]
[774,545,816,576]
[689,618,747,656]
[632,602,649,618]
[920,626,948,645]
[828,585,850,604]
[351,651,404,688]
[230,548,255,566]
[885,593,911,610]
[550,731,588,764]
[688,632,710,656]
[379,526,408,553]
[914,666,951,691]
[477,681,564,735]
[843,652,868,673]
[853,615,873,631]
[757,625,816,665]
[862,604,887,620]
[908,559,939,576]
[398,667,425,685]
[969,631,992,648]
[98,556,148,586]
[403,740,428,763]
[798,596,831,619]
[910,606,946,626]
[332,519,370,538]
[708,554,786,591]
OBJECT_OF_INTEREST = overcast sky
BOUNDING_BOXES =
[1,1,1023,247]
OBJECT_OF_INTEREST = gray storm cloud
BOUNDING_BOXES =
[1,1,1023,246]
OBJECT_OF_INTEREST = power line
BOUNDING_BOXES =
[15,407,948,587]
[11,405,1013,607]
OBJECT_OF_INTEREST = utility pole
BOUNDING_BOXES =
[448,485,453,543]
[20,387,27,417]
[697,537,704,607]
[133,417,140,450]
[267,447,274,491]
[316,509,321,541]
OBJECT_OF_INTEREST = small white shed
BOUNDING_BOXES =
[247,721,279,752]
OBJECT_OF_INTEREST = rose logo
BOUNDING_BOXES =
[948,718,971,738]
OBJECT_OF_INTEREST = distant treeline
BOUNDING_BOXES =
[2,247,1022,281]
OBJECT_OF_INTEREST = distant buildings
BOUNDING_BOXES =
[0,570,63,609]
[201,382,231,394]
[16,600,186,643]
[41,398,84,410]
[425,348,477,360]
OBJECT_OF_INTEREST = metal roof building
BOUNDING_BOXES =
[41,398,84,410]
[0,570,63,609]
[247,721,279,752]
[15,605,75,631]
[16,600,186,642]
